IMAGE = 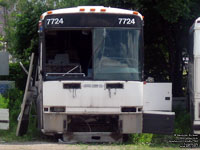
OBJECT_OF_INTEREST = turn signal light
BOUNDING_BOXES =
[80,8,85,12]
[101,8,106,12]
[90,8,96,12]
[47,11,53,14]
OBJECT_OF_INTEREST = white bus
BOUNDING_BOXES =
[17,6,175,142]
[189,17,200,134]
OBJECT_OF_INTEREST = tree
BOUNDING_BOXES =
[5,0,48,60]
[139,0,197,96]
[4,0,200,96]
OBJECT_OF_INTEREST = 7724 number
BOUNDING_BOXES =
[118,18,135,25]
[46,18,64,25]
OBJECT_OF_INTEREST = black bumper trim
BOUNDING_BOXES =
[143,113,175,134]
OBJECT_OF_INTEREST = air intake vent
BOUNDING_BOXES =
[50,107,65,112]
[106,83,123,89]
[63,83,81,89]
[121,107,137,112]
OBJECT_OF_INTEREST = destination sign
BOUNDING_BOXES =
[44,13,142,28]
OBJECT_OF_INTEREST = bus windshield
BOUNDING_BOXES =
[93,28,142,81]
[44,28,142,81]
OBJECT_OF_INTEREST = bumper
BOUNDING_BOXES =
[42,111,175,135]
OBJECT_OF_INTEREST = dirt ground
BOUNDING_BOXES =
[0,141,197,150]
[0,142,100,150]
[0,142,137,150]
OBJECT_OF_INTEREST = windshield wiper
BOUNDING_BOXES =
[62,65,85,77]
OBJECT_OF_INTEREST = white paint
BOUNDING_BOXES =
[43,81,143,114]
[41,6,143,20]
[195,17,200,30]
[194,120,200,134]
[43,81,173,113]
[143,83,172,111]
[0,109,9,130]
[194,30,200,56]
[189,18,200,134]
[195,57,200,96]
[194,99,200,120]
[143,111,175,115]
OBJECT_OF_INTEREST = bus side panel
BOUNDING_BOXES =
[194,56,200,97]
[194,99,200,121]
[143,83,172,111]
[194,30,200,56]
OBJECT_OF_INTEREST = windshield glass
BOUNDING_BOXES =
[93,28,142,81]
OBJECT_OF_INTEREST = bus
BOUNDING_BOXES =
[17,6,175,143]
[189,17,200,134]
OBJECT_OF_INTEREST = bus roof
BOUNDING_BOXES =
[40,6,143,20]
[189,17,200,34]
[195,17,200,29]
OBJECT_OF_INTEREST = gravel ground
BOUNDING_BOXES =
[0,142,134,150]
[0,142,92,150]
[0,141,193,150]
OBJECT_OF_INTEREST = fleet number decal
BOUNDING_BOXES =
[118,18,135,25]
[46,18,64,25]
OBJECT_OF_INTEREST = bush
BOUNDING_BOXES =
[130,110,191,146]
[0,95,9,108]
[3,88,24,127]
[0,87,40,141]
[0,63,28,91]
[174,110,191,134]
[131,133,153,145]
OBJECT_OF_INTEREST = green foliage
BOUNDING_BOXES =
[131,133,153,145]
[155,0,191,23]
[5,0,47,60]
[0,0,8,7]
[0,88,41,141]
[0,95,9,108]
[0,63,28,90]
[174,110,191,134]
[3,88,23,125]
[130,110,191,146]
[0,36,5,50]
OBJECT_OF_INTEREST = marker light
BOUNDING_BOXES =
[133,11,139,15]
[80,8,85,12]
[90,8,96,12]
[40,15,43,20]
[101,8,106,12]
[38,21,42,27]
[47,11,53,14]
